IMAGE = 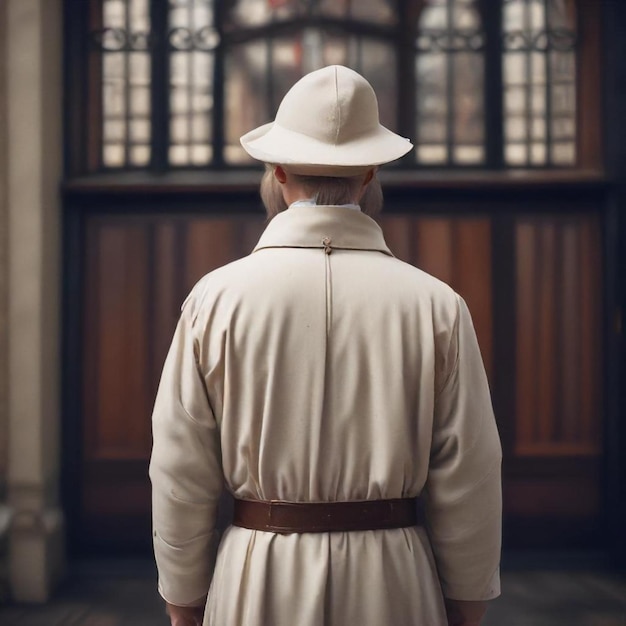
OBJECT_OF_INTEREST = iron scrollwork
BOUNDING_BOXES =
[416,30,485,53]
[167,27,221,51]
[90,27,152,51]
[503,28,576,52]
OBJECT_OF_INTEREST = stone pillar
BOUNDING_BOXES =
[0,0,11,603]
[5,0,65,602]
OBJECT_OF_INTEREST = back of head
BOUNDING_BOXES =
[260,166,383,219]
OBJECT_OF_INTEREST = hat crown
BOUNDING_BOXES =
[239,64,413,173]
[275,65,380,145]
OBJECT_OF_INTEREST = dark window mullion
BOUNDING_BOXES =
[266,36,275,115]
[524,0,532,167]
[150,0,169,172]
[544,0,553,165]
[212,0,225,167]
[397,0,416,166]
[124,0,132,166]
[187,0,194,161]
[445,0,455,166]
[480,0,504,169]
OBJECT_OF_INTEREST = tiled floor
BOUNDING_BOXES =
[483,570,626,626]
[0,559,625,626]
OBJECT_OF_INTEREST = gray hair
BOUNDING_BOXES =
[260,164,384,220]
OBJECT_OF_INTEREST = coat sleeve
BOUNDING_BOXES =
[149,298,224,606]
[423,294,502,602]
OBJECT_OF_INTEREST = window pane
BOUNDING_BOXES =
[415,0,485,166]
[506,116,527,142]
[532,117,546,140]
[168,0,217,167]
[104,120,126,142]
[552,142,575,164]
[169,145,190,165]
[504,52,525,85]
[506,143,527,165]
[99,0,151,169]
[104,144,125,167]
[103,0,126,29]
[455,145,484,164]
[131,119,150,142]
[417,145,448,165]
[503,0,577,167]
[530,141,547,165]
[131,144,150,166]
[416,52,448,160]
[453,52,484,151]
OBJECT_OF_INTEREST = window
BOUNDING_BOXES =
[99,0,152,167]
[503,0,577,166]
[84,0,580,172]
[415,0,485,166]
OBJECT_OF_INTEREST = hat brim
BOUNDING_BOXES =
[240,121,413,175]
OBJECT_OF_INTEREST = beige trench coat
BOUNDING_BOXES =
[150,205,502,626]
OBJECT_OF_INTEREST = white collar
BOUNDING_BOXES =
[290,199,361,211]
[253,205,393,256]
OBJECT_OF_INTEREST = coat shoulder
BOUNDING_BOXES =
[179,254,262,316]
[386,257,460,305]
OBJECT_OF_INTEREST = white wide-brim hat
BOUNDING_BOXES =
[240,65,413,177]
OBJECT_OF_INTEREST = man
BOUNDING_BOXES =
[150,65,502,626]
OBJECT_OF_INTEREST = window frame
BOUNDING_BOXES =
[63,0,604,183]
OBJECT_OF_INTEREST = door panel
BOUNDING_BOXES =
[514,216,602,457]
[81,214,265,550]
[505,214,603,547]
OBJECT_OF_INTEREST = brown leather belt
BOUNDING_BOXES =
[233,497,421,534]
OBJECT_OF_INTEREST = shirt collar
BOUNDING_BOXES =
[290,199,362,211]
[253,205,393,256]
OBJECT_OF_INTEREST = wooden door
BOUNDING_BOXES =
[74,206,604,553]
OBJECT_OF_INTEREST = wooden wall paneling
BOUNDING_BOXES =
[93,221,151,458]
[82,216,154,551]
[75,205,605,553]
[506,212,604,547]
[453,219,494,379]
[515,215,602,457]
[514,215,603,456]
[414,218,454,284]
[184,218,240,291]
[151,220,180,396]
[579,217,602,450]
[536,221,557,448]
[83,218,101,471]
[238,215,267,257]
[560,220,581,444]
[491,213,517,461]
[515,221,537,452]
[378,215,416,263]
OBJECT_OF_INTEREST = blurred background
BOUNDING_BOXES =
[0,0,625,623]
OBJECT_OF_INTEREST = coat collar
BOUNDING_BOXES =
[253,205,394,256]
